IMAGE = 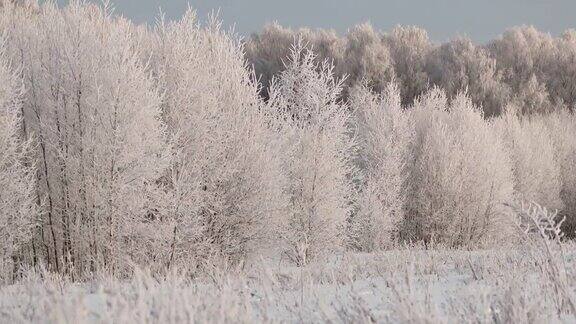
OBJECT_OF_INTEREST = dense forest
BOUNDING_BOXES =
[246,21,576,117]
[1,1,576,284]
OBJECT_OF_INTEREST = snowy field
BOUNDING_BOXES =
[2,245,576,323]
[2,2,576,323]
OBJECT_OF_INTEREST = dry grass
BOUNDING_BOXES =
[1,203,574,323]
[1,242,576,323]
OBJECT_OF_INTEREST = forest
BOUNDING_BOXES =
[1,1,576,322]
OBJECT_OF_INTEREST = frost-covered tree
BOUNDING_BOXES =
[406,89,515,246]
[0,2,169,277]
[384,26,432,106]
[245,23,296,99]
[338,23,395,97]
[515,74,554,115]
[245,23,343,99]
[0,0,29,8]
[550,30,576,110]
[487,26,558,113]
[544,111,576,236]
[425,37,510,117]
[494,107,563,213]
[488,26,555,89]
[269,41,355,265]
[244,23,576,117]
[148,11,287,269]
[348,82,412,251]
[0,49,37,283]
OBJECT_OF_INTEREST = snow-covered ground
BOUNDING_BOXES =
[2,246,576,323]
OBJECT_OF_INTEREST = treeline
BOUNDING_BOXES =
[0,1,575,282]
[247,22,576,116]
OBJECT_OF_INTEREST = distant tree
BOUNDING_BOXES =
[548,30,576,110]
[384,26,432,106]
[269,41,356,265]
[487,26,558,113]
[338,23,395,98]
[488,26,555,89]
[544,110,576,236]
[348,82,412,251]
[406,89,515,246]
[425,37,510,117]
[245,23,343,99]
[515,74,554,115]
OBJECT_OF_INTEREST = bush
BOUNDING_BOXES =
[494,107,564,212]
[544,111,576,237]
[348,82,412,250]
[406,89,516,246]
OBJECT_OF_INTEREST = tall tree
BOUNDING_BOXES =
[268,41,356,265]
[338,23,395,98]
[348,82,412,250]
[1,2,169,277]
[0,48,38,283]
[544,110,576,236]
[246,23,343,100]
[148,11,287,269]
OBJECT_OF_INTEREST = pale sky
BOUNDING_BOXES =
[54,0,575,43]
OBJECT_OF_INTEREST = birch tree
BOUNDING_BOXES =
[0,48,37,283]
[338,23,395,97]
[148,11,287,269]
[348,82,412,250]
[407,89,515,246]
[268,41,356,264]
[544,110,576,236]
[495,107,564,214]
[425,37,510,117]
[384,25,432,106]
[1,2,169,277]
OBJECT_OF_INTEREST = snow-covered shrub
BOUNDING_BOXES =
[0,48,37,283]
[268,41,356,264]
[148,11,287,269]
[494,108,563,213]
[406,89,515,246]
[348,82,412,250]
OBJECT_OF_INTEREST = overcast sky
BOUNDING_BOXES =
[54,0,574,43]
